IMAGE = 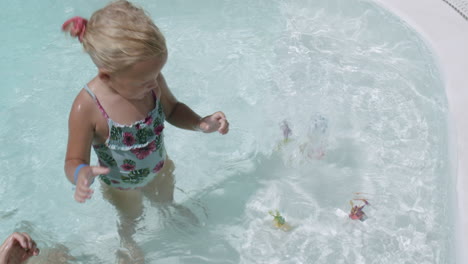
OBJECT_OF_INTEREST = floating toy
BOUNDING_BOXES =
[304,114,328,159]
[349,197,370,221]
[275,120,293,151]
[278,115,328,159]
[269,210,292,231]
[280,120,292,143]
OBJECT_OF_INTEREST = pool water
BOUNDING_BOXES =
[0,0,455,263]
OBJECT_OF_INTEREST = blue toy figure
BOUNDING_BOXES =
[304,113,328,159]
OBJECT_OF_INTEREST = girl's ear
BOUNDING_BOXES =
[98,68,111,84]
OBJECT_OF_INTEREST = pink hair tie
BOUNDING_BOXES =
[62,16,88,43]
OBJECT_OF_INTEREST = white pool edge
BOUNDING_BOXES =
[372,0,468,263]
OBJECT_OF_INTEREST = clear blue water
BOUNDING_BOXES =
[0,0,455,263]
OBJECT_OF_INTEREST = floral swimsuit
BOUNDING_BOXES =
[84,85,166,190]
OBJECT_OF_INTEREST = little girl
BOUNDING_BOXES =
[62,1,229,262]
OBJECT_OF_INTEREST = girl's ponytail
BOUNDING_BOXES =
[62,16,87,43]
[61,1,167,73]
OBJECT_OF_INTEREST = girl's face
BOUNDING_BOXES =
[108,54,167,100]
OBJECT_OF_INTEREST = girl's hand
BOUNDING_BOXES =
[0,232,39,264]
[74,166,110,203]
[199,112,229,135]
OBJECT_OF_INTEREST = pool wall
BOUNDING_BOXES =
[373,0,468,263]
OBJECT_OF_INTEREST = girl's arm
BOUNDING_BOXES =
[157,74,229,134]
[64,90,95,183]
[64,90,109,203]
[157,74,201,131]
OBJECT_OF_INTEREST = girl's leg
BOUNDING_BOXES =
[141,158,176,203]
[142,159,201,226]
[101,185,144,263]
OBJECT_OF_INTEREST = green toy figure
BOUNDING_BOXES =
[269,210,292,231]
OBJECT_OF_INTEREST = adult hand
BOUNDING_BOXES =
[199,112,229,135]
[74,166,110,203]
[0,232,39,264]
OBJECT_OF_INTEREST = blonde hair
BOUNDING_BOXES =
[81,0,166,73]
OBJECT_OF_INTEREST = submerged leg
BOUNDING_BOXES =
[141,158,176,204]
[142,159,200,227]
[102,185,144,264]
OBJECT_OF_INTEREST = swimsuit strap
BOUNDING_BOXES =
[83,84,110,119]
[83,84,96,100]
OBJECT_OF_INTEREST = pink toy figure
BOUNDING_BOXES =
[349,198,370,221]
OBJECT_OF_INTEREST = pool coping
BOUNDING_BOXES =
[372,0,468,262]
